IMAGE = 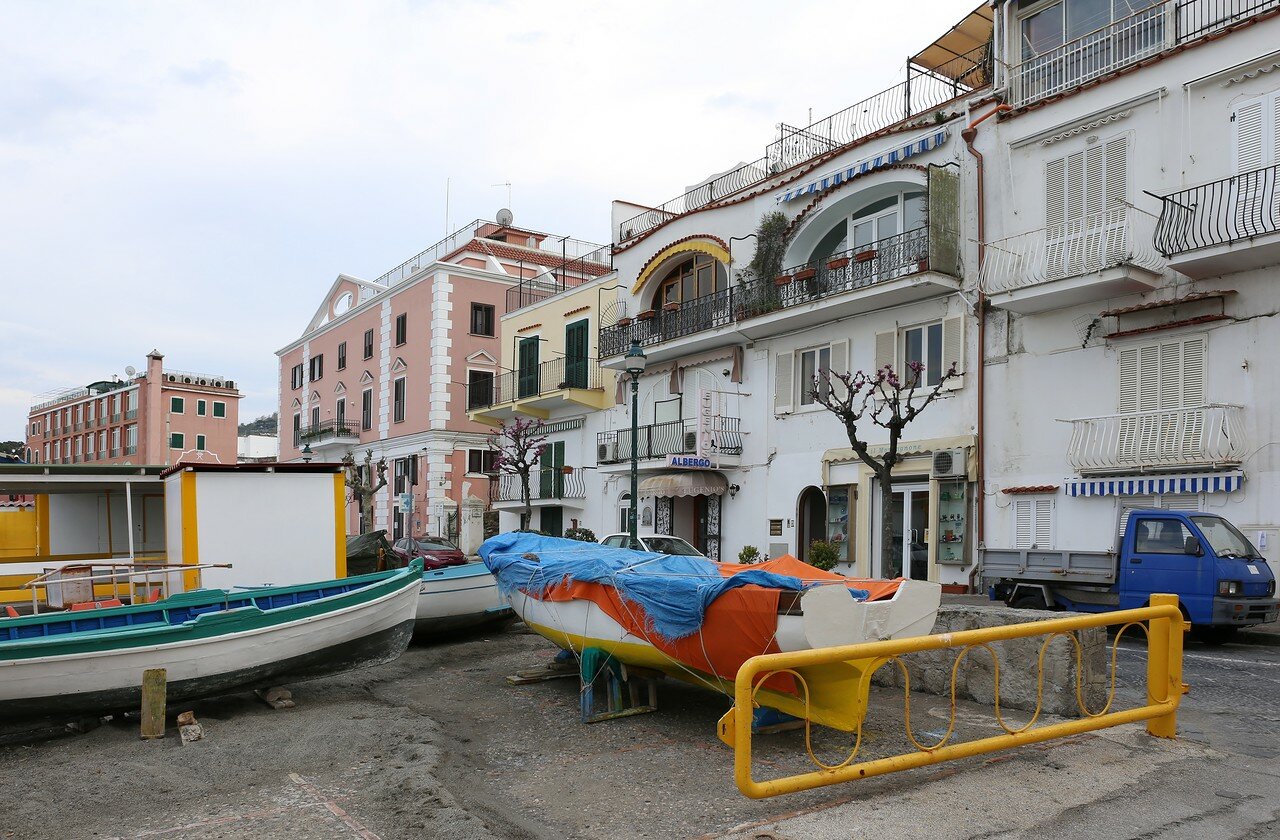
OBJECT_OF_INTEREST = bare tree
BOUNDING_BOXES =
[488,418,548,531]
[342,449,388,535]
[813,361,959,573]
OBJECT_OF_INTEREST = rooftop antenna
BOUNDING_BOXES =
[492,181,512,216]
[444,177,451,238]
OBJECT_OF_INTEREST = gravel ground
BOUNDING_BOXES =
[0,621,1257,840]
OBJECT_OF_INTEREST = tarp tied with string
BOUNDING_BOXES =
[479,533,901,691]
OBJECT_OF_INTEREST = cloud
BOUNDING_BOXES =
[169,59,235,89]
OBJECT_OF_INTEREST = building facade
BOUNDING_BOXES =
[24,351,241,467]
[277,219,610,549]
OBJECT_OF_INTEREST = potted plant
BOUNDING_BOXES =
[794,267,817,281]
[774,274,793,287]
[662,301,681,312]
[564,526,596,542]
[738,545,762,565]
[806,540,840,571]
[916,257,930,272]
[637,309,657,321]
[615,316,632,327]
[827,256,850,270]
[854,249,878,263]
[560,465,574,475]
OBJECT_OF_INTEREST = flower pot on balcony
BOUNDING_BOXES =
[915,257,929,272]
[662,302,680,312]
[854,249,877,263]
[774,274,793,286]
[561,465,574,475]
[615,317,632,327]
[637,309,657,321]
[826,257,850,270]
[794,267,817,281]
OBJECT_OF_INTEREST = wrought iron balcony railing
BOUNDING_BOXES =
[980,206,1163,294]
[1065,404,1246,474]
[467,356,602,411]
[293,418,360,447]
[504,243,613,313]
[1010,0,1280,108]
[596,417,743,465]
[600,227,942,358]
[1153,163,1280,256]
[490,469,587,503]
[616,45,990,243]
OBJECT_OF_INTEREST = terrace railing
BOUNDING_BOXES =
[504,242,614,313]
[491,469,587,503]
[1066,404,1247,473]
[293,419,360,447]
[1153,163,1280,256]
[615,46,990,243]
[596,417,743,465]
[466,356,602,410]
[1010,0,1280,108]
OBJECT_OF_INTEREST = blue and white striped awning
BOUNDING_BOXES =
[778,129,949,203]
[1065,471,1244,497]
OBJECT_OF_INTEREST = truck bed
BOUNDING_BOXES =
[981,548,1118,586]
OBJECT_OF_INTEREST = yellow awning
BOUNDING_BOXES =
[638,471,729,498]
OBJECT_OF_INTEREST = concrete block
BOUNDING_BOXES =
[869,605,1108,716]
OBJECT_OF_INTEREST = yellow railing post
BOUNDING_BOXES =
[1147,593,1181,739]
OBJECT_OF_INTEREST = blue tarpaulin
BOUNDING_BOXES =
[479,532,867,641]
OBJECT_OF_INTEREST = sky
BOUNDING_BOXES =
[0,0,968,440]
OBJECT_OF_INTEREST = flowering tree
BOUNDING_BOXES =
[342,449,388,535]
[488,417,548,531]
[813,362,959,572]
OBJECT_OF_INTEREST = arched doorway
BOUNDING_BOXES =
[797,486,827,562]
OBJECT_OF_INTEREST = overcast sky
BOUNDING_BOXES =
[0,0,967,440]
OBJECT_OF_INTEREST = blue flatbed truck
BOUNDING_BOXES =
[983,509,1279,642]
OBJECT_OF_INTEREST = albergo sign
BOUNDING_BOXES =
[668,455,713,469]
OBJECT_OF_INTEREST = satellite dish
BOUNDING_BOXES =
[496,208,514,226]
[124,365,137,378]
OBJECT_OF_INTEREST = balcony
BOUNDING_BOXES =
[1153,163,1280,278]
[125,409,138,421]
[110,448,121,458]
[1010,0,1280,108]
[615,45,991,243]
[490,469,587,507]
[1065,404,1246,474]
[981,206,1164,314]
[123,446,137,457]
[600,227,959,363]
[111,413,122,423]
[294,419,360,450]
[596,417,743,471]
[467,356,610,423]
[503,243,613,313]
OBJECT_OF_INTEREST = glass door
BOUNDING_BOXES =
[876,482,930,580]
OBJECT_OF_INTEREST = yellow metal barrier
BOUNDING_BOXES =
[720,593,1185,798]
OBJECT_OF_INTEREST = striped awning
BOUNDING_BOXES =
[778,129,949,203]
[1065,471,1244,497]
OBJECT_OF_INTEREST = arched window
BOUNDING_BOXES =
[810,190,926,265]
[655,254,728,307]
[618,491,631,533]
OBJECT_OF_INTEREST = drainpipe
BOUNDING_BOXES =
[961,103,1011,588]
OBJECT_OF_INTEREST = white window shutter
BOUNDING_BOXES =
[1065,150,1085,222]
[1159,341,1183,410]
[941,315,965,389]
[1234,99,1265,174]
[828,339,849,402]
[874,330,897,375]
[774,350,794,415]
[1045,157,1066,228]
[1118,496,1157,548]
[1034,498,1053,549]
[1181,336,1205,407]
[1118,346,1139,413]
[1272,91,1280,166]
[1013,499,1033,549]
[1104,135,1128,208]
[1084,142,1106,217]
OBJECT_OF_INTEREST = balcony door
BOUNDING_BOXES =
[517,337,540,399]
[564,319,589,389]
[876,482,930,581]
[539,440,565,499]
[1117,335,1206,465]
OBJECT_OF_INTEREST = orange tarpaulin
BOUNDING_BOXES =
[530,555,903,694]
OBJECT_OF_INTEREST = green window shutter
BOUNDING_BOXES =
[213,402,226,418]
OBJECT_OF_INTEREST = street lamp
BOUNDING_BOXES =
[623,340,647,542]
[301,443,313,463]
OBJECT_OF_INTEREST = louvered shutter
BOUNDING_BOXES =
[828,339,849,402]
[1233,99,1268,234]
[1034,498,1053,549]
[774,350,794,414]
[874,330,896,375]
[1118,346,1141,462]
[1103,136,1129,262]
[1234,99,1266,174]
[1118,495,1157,548]
[1179,336,1207,455]
[941,315,964,389]
[1045,157,1066,228]
[1013,499,1033,549]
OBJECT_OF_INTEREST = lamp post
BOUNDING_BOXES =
[301,443,313,463]
[623,340,647,542]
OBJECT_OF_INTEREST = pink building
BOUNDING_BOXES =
[24,351,242,466]
[276,219,610,548]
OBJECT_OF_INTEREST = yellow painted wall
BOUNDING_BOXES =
[501,281,617,398]
[0,508,37,559]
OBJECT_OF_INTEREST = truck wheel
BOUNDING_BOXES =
[1011,594,1046,611]
[1192,626,1238,645]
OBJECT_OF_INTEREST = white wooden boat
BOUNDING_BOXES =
[414,562,511,634]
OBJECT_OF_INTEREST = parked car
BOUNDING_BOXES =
[392,536,467,570]
[599,533,706,557]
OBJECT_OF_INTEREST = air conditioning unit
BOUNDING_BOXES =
[598,441,617,462]
[213,379,224,387]
[931,448,967,479]
[683,431,698,451]
[182,376,193,384]
[225,380,235,389]
[166,374,177,382]
[198,378,209,386]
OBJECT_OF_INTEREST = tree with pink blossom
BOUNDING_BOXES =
[487,417,548,531]
[812,360,959,573]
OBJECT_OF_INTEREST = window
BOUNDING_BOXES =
[111,428,120,451]
[393,377,406,423]
[212,401,226,418]
[1043,135,1128,276]
[86,433,94,453]
[363,328,374,359]
[798,346,831,406]
[1133,518,1197,555]
[74,437,81,456]
[170,396,184,414]
[657,254,727,307]
[903,322,944,387]
[170,432,184,449]
[311,406,320,428]
[197,399,207,416]
[86,401,94,421]
[1231,91,1280,228]
[1018,0,1162,62]
[1118,336,1205,413]
[395,313,407,346]
[293,413,301,442]
[471,303,496,336]
[336,399,346,425]
[291,363,304,390]
[309,354,324,382]
[810,191,925,265]
[871,318,964,392]
[1013,497,1055,549]
[468,369,495,409]
[468,449,498,475]
[361,389,373,430]
[337,341,347,370]
[196,434,206,451]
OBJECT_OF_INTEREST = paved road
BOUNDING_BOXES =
[1115,635,1280,758]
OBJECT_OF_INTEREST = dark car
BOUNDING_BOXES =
[391,536,467,570]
